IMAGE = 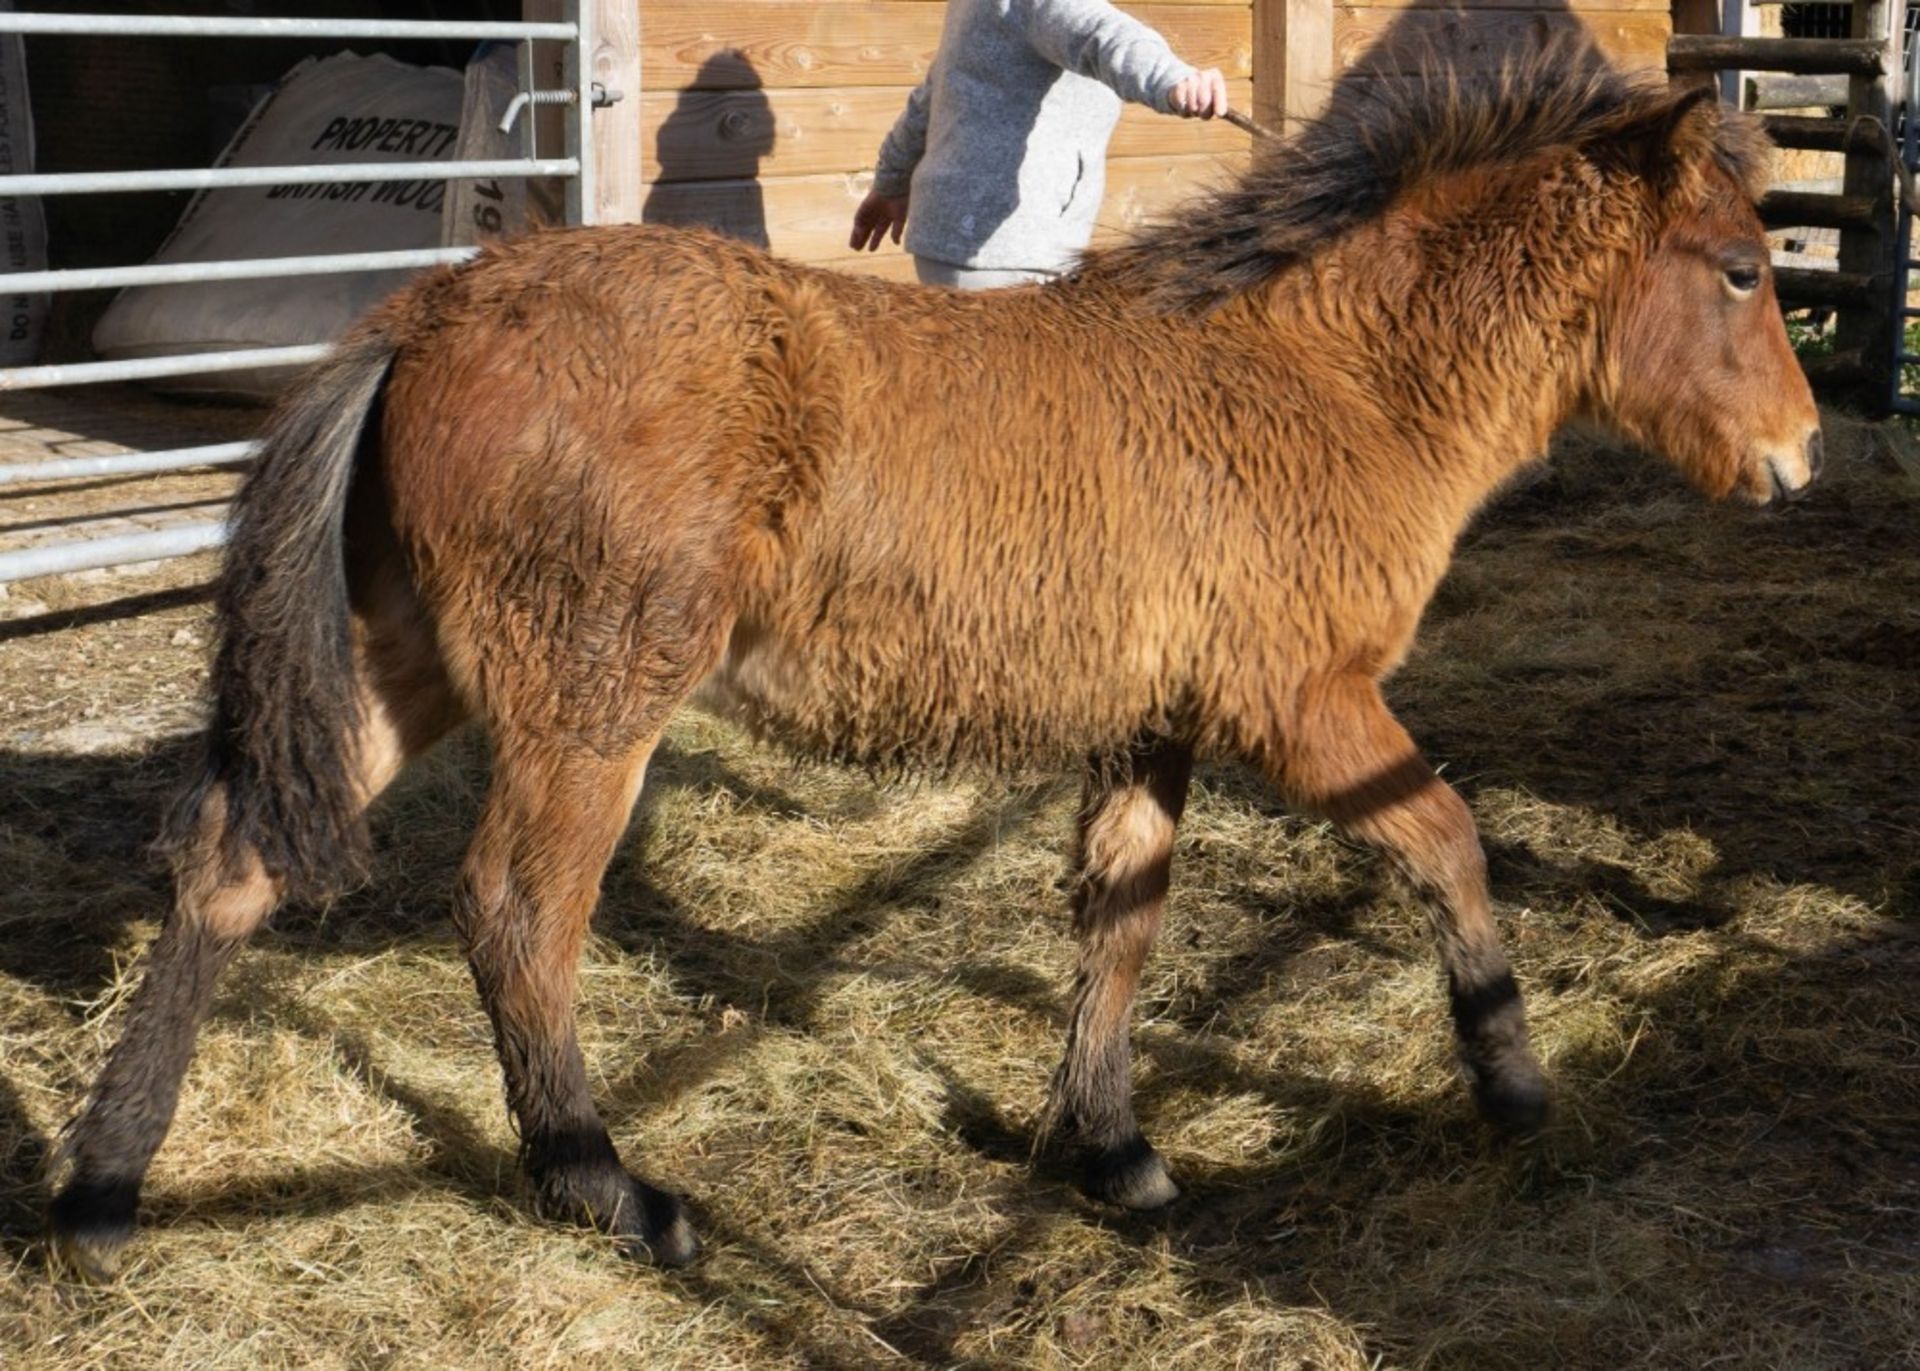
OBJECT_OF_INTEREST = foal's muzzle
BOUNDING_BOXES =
[1762,428,1823,507]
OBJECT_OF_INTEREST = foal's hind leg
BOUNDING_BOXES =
[1039,738,1193,1209]
[49,620,462,1279]
[1275,674,1547,1132]
[450,729,697,1265]
[46,813,280,1280]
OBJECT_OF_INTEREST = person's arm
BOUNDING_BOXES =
[1014,0,1225,116]
[852,80,929,251]
[872,79,932,198]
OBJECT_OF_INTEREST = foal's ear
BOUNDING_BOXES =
[1589,85,1716,175]
[1655,86,1722,170]
[1644,86,1774,200]
[1612,85,1752,198]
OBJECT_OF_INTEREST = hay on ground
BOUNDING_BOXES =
[1,411,1916,1369]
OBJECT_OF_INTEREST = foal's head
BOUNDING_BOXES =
[1583,89,1821,506]
[1090,52,1821,507]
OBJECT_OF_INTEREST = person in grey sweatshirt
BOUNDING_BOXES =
[848,0,1228,288]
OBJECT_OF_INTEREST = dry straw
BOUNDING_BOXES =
[2,415,1916,1367]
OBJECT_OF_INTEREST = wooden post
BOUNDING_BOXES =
[590,0,643,223]
[1669,0,1720,40]
[1668,0,1725,94]
[1254,0,1334,133]
[1835,0,1901,414]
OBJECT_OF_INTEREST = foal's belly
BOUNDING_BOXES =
[691,620,812,732]
[689,612,1166,771]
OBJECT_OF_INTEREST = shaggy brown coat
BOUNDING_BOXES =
[50,50,1818,1273]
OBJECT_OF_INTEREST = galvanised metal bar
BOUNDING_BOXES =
[1721,0,1747,107]
[0,442,256,486]
[0,3,598,575]
[0,345,333,391]
[566,0,595,225]
[0,247,478,295]
[0,14,576,40]
[0,158,578,197]
[0,521,225,583]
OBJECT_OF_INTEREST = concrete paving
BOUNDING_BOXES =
[0,386,257,608]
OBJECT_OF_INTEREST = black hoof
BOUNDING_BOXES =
[1470,1061,1550,1137]
[1452,975,1547,1135]
[534,1159,702,1267]
[47,1176,140,1283]
[616,1182,701,1268]
[1083,1135,1180,1211]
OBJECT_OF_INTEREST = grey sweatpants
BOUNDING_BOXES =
[914,256,1058,290]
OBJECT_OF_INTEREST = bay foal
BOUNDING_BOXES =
[51,55,1819,1272]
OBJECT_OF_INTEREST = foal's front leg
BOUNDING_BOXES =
[1039,738,1193,1209]
[1275,673,1547,1131]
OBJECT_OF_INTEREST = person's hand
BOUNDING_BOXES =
[1167,68,1229,119]
[850,190,910,252]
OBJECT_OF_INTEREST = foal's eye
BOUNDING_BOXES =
[1723,265,1762,298]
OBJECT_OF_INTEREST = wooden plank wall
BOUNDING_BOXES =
[1329,0,1671,86]
[630,0,1672,275]
[636,1,1255,277]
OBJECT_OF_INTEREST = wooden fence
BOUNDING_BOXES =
[577,0,1672,273]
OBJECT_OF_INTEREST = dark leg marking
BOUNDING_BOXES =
[1040,738,1193,1210]
[49,916,249,1279]
[1275,674,1548,1136]
[1449,970,1545,1134]
[452,745,698,1265]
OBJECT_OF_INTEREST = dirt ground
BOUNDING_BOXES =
[0,405,1916,1369]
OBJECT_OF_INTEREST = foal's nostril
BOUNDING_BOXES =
[1806,430,1825,483]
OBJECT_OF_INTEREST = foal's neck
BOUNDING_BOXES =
[1263,158,1630,520]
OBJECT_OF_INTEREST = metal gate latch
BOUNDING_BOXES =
[499,82,622,134]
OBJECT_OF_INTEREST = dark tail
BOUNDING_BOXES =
[161,327,399,903]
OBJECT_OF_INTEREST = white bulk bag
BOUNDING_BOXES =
[0,0,47,367]
[441,40,539,248]
[93,51,462,400]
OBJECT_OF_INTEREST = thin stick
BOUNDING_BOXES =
[1222,107,1284,142]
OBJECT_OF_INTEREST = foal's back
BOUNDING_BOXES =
[375,227,1352,770]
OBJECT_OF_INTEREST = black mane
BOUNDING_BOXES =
[1087,41,1769,313]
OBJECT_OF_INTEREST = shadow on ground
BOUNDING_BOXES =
[2,434,1914,1361]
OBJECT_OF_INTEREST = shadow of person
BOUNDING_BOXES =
[642,53,775,250]
[0,1072,49,1262]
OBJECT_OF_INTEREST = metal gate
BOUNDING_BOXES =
[0,6,604,583]
[1890,8,1920,411]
